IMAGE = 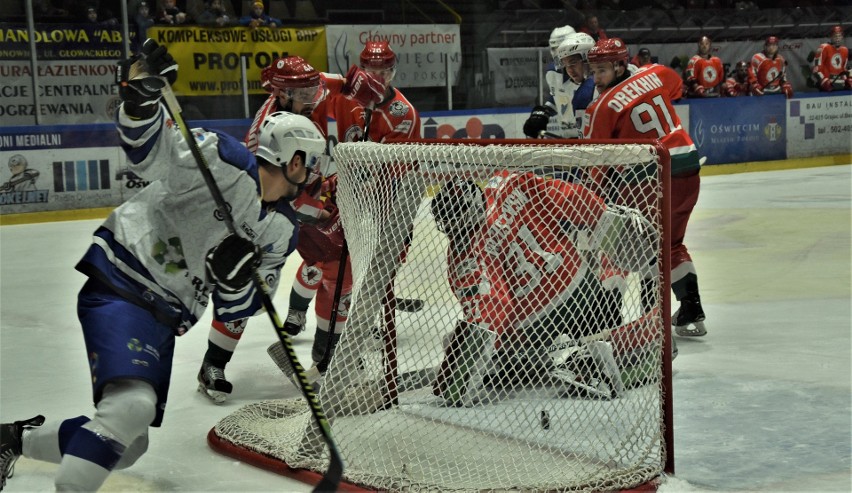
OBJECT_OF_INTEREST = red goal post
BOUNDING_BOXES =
[209,138,674,492]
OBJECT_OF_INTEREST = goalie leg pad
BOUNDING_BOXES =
[551,341,624,400]
[432,321,497,407]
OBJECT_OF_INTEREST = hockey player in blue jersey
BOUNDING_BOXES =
[0,39,325,492]
[524,31,597,139]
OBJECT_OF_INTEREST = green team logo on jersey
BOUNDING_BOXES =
[127,338,143,352]
[152,237,188,274]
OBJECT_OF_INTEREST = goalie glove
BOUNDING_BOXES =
[116,39,178,119]
[592,204,658,274]
[342,65,385,107]
[205,234,261,293]
[522,105,555,138]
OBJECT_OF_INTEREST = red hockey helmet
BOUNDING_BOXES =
[830,25,844,46]
[261,56,321,92]
[765,35,779,45]
[587,38,629,65]
[360,41,397,71]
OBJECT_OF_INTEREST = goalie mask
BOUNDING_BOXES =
[431,179,485,240]
[360,41,397,86]
[255,111,327,173]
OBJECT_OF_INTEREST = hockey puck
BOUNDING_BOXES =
[540,410,550,430]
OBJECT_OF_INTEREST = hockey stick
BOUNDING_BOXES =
[317,241,349,373]
[361,102,374,142]
[154,79,344,492]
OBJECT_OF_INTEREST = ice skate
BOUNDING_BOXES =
[1,415,45,490]
[673,292,707,337]
[283,308,307,336]
[197,361,233,404]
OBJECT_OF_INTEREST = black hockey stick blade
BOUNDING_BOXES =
[157,80,345,492]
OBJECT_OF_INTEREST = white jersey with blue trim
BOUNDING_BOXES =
[75,103,299,335]
[544,64,583,138]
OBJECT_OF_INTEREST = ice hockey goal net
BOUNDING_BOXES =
[209,139,673,492]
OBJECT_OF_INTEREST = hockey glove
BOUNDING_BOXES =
[522,105,555,138]
[205,234,261,293]
[692,84,706,97]
[819,76,833,92]
[782,82,794,99]
[750,83,764,96]
[116,39,178,119]
[342,65,385,107]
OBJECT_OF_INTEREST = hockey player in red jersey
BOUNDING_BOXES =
[582,37,707,338]
[723,61,751,97]
[335,41,421,143]
[812,25,851,92]
[429,174,660,405]
[684,35,724,98]
[197,56,385,401]
[749,36,793,99]
[266,42,424,390]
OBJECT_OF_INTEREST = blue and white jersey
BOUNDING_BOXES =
[75,103,299,335]
[544,64,585,138]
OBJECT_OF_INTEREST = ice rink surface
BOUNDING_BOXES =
[1,164,850,492]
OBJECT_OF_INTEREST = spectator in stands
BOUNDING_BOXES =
[631,47,652,67]
[82,4,117,26]
[239,1,282,28]
[84,5,98,23]
[196,0,233,26]
[33,0,70,19]
[157,0,190,25]
[134,2,155,49]
[579,15,608,42]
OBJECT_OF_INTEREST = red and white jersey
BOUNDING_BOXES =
[685,55,724,97]
[723,76,750,97]
[244,73,345,151]
[582,64,700,176]
[749,53,786,93]
[812,43,850,80]
[335,87,421,142]
[446,171,606,343]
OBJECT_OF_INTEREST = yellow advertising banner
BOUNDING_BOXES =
[146,26,328,96]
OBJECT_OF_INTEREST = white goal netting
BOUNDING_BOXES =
[211,140,673,492]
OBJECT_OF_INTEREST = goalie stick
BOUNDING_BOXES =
[150,76,344,492]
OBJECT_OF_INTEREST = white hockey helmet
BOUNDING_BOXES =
[548,25,576,65]
[556,32,596,62]
[255,111,326,171]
